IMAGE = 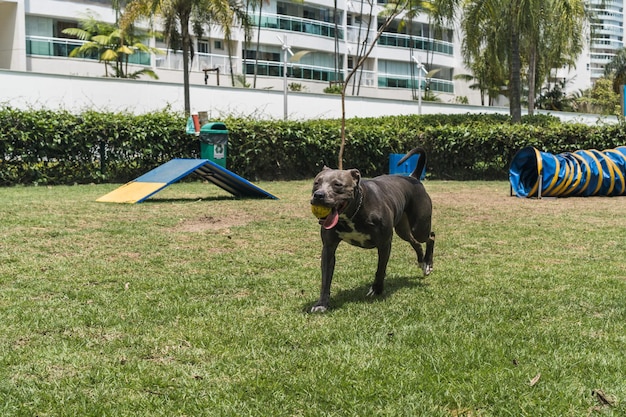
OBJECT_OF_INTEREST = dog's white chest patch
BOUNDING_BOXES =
[337,218,373,247]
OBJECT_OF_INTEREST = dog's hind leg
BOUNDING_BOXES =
[394,214,427,270]
[422,232,435,276]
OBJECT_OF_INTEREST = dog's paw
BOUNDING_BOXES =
[310,304,328,313]
[420,262,433,276]
[366,285,383,297]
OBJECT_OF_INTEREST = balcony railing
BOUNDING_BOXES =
[243,59,345,82]
[346,26,374,44]
[345,69,377,87]
[378,73,454,93]
[378,32,453,55]
[252,13,344,40]
[26,36,453,94]
[155,50,236,74]
[26,35,152,66]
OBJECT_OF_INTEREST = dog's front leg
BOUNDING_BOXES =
[311,237,340,313]
[367,241,392,296]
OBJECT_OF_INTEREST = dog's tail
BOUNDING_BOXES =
[397,147,427,180]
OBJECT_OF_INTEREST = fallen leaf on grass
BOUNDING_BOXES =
[529,373,541,387]
[592,389,615,407]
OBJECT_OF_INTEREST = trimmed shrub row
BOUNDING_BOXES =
[1,106,625,186]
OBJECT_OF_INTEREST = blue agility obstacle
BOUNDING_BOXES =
[509,146,626,198]
[97,158,278,203]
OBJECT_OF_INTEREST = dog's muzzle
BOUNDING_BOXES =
[310,191,349,229]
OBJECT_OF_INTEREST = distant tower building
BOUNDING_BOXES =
[588,0,624,82]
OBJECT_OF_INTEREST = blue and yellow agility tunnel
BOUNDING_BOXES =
[509,146,626,198]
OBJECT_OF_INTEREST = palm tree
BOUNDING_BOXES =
[123,0,250,116]
[509,0,523,122]
[523,0,586,114]
[63,14,161,79]
[454,56,506,106]
[462,0,587,122]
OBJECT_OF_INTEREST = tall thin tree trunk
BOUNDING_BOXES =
[527,44,537,116]
[426,19,434,72]
[253,0,263,88]
[355,5,374,96]
[181,13,192,116]
[510,27,522,122]
[339,87,347,169]
[334,0,340,83]
[227,38,236,86]
[351,1,365,95]
[242,0,251,86]
[409,19,416,100]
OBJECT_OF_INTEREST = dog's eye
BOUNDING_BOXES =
[333,182,343,188]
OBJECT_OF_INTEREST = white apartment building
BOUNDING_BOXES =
[588,0,624,82]
[0,0,607,107]
[0,0,479,104]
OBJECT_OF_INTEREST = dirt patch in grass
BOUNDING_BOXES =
[174,214,253,232]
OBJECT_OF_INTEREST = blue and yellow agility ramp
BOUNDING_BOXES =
[97,158,277,203]
[509,146,626,198]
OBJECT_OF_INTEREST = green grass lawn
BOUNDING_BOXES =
[0,179,624,416]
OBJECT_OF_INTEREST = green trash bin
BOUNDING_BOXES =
[199,122,228,168]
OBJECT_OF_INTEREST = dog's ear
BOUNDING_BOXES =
[349,169,361,186]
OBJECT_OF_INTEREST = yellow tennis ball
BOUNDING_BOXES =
[311,204,332,219]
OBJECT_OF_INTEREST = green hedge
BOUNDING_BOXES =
[1,106,625,186]
[225,114,626,181]
[0,108,197,186]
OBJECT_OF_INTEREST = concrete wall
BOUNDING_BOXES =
[0,0,26,71]
[0,69,617,125]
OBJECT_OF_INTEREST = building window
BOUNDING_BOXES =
[55,20,77,38]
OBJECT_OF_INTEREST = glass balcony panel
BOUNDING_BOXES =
[243,59,343,82]
[27,35,154,66]
[378,32,453,55]
[378,74,454,93]
[26,36,83,58]
[253,13,343,40]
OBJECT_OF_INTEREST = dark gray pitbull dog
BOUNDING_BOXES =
[310,147,434,313]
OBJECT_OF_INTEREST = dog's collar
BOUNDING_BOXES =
[349,186,363,220]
